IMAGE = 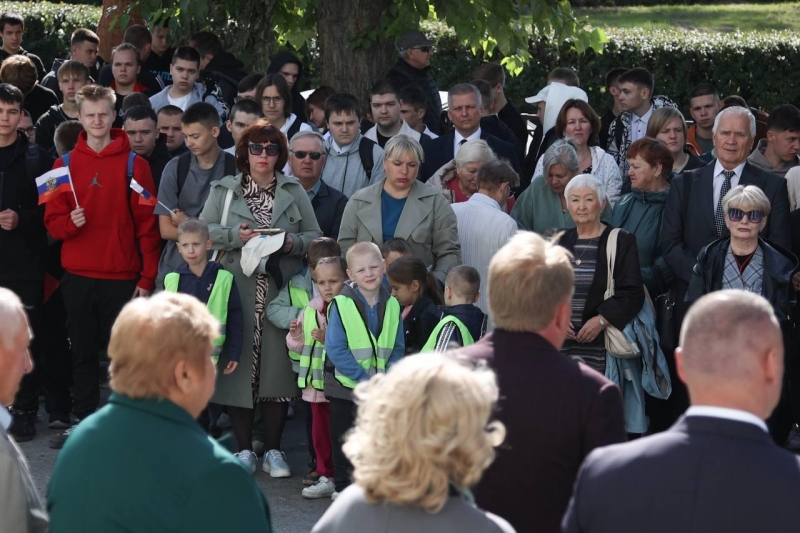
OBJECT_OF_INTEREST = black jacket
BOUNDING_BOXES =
[311,179,347,240]
[142,134,173,192]
[386,58,442,135]
[204,52,247,111]
[42,57,102,102]
[0,48,45,81]
[434,303,487,349]
[0,133,56,281]
[267,52,307,122]
[24,84,59,124]
[403,294,439,354]
[143,48,174,86]
[420,129,520,182]
[480,115,523,161]
[687,237,797,323]
[497,100,528,150]
[559,225,645,329]
[34,105,75,155]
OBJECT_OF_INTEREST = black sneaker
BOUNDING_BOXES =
[48,413,71,429]
[49,420,80,450]
[8,410,37,442]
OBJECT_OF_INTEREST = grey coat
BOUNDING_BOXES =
[0,422,48,532]
[338,179,461,283]
[200,172,322,407]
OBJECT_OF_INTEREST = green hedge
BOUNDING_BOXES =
[2,1,798,117]
[571,0,786,6]
[0,1,100,70]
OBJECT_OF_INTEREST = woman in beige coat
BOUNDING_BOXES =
[200,119,321,475]
[338,135,461,284]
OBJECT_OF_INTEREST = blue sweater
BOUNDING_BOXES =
[325,285,405,383]
[171,262,244,362]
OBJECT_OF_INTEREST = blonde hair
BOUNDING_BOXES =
[108,292,219,398]
[383,134,424,165]
[346,241,383,269]
[490,232,574,331]
[344,353,505,513]
[75,84,116,114]
[722,184,771,217]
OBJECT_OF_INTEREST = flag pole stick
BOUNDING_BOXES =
[158,200,172,212]
[67,171,79,208]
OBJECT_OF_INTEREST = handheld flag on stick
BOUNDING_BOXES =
[36,167,79,206]
[129,178,171,211]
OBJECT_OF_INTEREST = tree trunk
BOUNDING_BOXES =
[97,0,143,62]
[316,0,396,105]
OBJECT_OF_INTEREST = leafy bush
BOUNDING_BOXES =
[0,1,100,70]
[571,0,787,6]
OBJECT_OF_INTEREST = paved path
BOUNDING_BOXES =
[20,403,331,533]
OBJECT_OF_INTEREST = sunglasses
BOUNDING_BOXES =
[291,150,324,160]
[413,46,433,53]
[727,207,764,224]
[249,144,281,156]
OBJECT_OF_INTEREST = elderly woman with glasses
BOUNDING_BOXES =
[687,185,798,444]
[338,134,461,284]
[200,118,321,476]
[512,140,610,235]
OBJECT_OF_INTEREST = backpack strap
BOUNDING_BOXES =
[126,151,136,186]
[286,119,301,141]
[223,151,236,177]
[62,150,71,170]
[176,151,192,196]
[24,142,43,179]
[358,137,375,180]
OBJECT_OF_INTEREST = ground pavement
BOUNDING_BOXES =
[21,396,332,533]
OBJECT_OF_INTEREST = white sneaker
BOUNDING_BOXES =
[235,450,257,473]
[331,490,339,501]
[262,449,291,477]
[302,476,335,499]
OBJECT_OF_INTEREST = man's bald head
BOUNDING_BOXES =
[678,290,783,418]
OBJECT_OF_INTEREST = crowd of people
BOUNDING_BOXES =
[1,11,800,533]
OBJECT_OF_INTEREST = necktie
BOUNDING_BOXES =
[715,170,735,236]
[460,139,467,146]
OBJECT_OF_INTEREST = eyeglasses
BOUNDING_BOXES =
[261,96,283,106]
[503,182,515,198]
[413,46,433,53]
[291,150,324,160]
[249,143,281,156]
[727,207,764,224]
[18,127,34,136]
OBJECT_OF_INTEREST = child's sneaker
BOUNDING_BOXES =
[302,476,335,499]
[262,449,291,478]
[234,450,257,473]
[303,470,321,486]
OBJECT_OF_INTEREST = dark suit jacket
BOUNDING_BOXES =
[661,160,791,290]
[460,330,626,533]
[562,415,800,533]
[311,179,348,240]
[419,129,521,182]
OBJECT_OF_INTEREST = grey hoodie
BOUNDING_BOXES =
[149,82,225,124]
[321,134,385,198]
[747,138,800,178]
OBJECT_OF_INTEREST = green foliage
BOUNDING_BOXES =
[0,1,100,69]
[571,0,788,6]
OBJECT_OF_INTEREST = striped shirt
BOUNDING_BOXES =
[451,193,518,315]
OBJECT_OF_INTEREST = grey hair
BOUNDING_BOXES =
[713,106,756,137]
[455,139,496,168]
[289,130,326,154]
[542,139,580,177]
[564,173,607,204]
[399,49,408,60]
[0,287,26,350]
[383,134,425,165]
[722,184,771,217]
[447,83,482,109]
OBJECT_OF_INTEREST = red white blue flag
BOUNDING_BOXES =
[35,167,73,205]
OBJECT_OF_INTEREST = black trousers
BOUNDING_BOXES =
[61,273,137,418]
[329,397,355,492]
[3,280,44,413]
[41,286,72,416]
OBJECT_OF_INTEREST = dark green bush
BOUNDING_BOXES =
[571,0,787,6]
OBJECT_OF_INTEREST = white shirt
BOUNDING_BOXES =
[712,160,746,209]
[685,405,768,433]
[424,125,439,139]
[630,104,654,143]
[454,127,482,159]
[0,407,11,431]
[224,145,235,155]
[167,92,191,111]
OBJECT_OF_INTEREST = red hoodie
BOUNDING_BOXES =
[44,129,161,290]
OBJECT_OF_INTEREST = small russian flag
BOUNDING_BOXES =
[35,167,73,205]
[130,178,157,206]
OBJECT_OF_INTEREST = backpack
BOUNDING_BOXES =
[175,151,237,196]
[358,137,375,180]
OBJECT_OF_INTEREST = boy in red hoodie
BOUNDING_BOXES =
[44,84,161,449]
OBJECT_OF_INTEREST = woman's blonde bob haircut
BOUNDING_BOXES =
[383,134,425,165]
[722,184,771,218]
[108,292,219,399]
[489,232,574,332]
[343,353,505,514]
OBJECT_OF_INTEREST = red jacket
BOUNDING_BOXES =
[44,129,161,290]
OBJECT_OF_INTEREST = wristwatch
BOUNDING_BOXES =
[598,316,607,328]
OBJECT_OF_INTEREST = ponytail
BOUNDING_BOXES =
[386,255,443,305]
[425,271,444,306]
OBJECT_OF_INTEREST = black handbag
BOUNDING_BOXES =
[655,288,678,352]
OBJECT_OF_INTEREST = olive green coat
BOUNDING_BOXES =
[200,172,322,407]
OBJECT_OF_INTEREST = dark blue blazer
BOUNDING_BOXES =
[419,129,521,182]
[311,179,348,240]
[563,415,800,533]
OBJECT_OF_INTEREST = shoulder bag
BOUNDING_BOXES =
[604,228,640,359]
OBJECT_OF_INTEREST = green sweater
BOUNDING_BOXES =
[47,393,272,533]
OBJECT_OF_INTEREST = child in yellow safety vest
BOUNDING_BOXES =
[285,256,347,500]
[423,265,487,353]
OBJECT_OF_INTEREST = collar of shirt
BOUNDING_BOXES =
[713,160,747,180]
[454,128,482,157]
[685,405,768,433]
[329,138,352,154]
[306,179,322,200]
[468,192,502,210]
[633,104,654,123]
[0,407,11,431]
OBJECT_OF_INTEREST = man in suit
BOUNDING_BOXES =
[460,231,626,533]
[563,290,800,533]
[0,287,49,532]
[660,105,791,427]
[289,131,348,240]
[420,83,520,182]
